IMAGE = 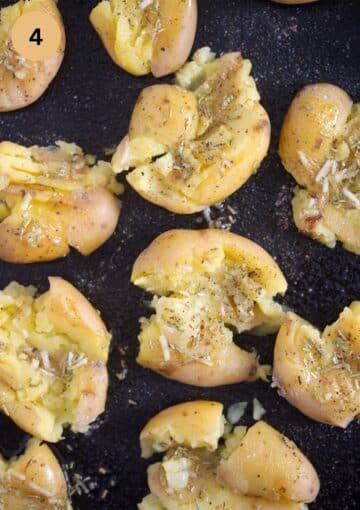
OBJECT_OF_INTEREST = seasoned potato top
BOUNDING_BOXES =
[0,140,122,263]
[273,303,360,427]
[90,0,197,77]
[112,49,270,213]
[279,84,360,254]
[0,277,111,442]
[138,401,319,509]
[0,439,71,509]
[132,229,287,387]
[0,0,65,112]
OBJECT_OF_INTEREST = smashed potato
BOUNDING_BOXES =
[131,229,287,387]
[112,49,270,213]
[273,305,360,428]
[0,140,122,263]
[0,277,111,442]
[90,0,197,77]
[279,84,360,254]
[0,0,65,112]
[138,400,320,509]
[0,438,71,509]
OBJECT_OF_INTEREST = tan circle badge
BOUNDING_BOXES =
[11,11,62,61]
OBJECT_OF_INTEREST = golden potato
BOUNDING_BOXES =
[0,277,111,442]
[217,421,319,503]
[0,438,71,509]
[90,0,197,77]
[112,49,270,213]
[0,0,65,112]
[140,401,225,459]
[0,140,122,263]
[273,306,360,427]
[279,84,360,254]
[131,229,287,387]
[138,401,319,509]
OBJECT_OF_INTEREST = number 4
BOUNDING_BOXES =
[29,28,43,46]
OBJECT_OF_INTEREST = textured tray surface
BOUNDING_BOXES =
[0,0,359,508]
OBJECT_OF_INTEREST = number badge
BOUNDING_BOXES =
[11,11,62,61]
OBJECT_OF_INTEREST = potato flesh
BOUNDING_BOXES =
[279,83,360,254]
[113,51,270,213]
[273,306,360,427]
[133,230,286,386]
[0,278,111,441]
[0,0,65,112]
[0,439,71,509]
[90,0,196,77]
[139,405,316,510]
[0,140,122,263]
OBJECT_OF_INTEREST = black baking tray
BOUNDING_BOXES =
[0,0,359,508]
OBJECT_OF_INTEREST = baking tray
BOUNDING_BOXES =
[0,0,359,508]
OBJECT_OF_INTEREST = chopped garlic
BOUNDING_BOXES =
[227,402,248,425]
[193,46,216,65]
[162,457,193,490]
[252,398,266,421]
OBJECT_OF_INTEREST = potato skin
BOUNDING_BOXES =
[0,438,71,509]
[217,421,320,503]
[0,277,111,442]
[137,335,257,387]
[273,309,360,427]
[0,0,65,112]
[0,185,120,263]
[140,401,224,458]
[132,229,287,296]
[90,0,197,77]
[279,84,353,189]
[0,141,121,263]
[151,0,197,78]
[129,85,199,147]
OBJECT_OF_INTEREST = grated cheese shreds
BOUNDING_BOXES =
[40,350,51,371]
[27,481,55,498]
[322,177,329,194]
[315,159,337,183]
[159,334,171,361]
[343,187,360,209]
[298,150,310,168]
[6,469,26,481]
[31,357,39,370]
[139,0,153,9]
